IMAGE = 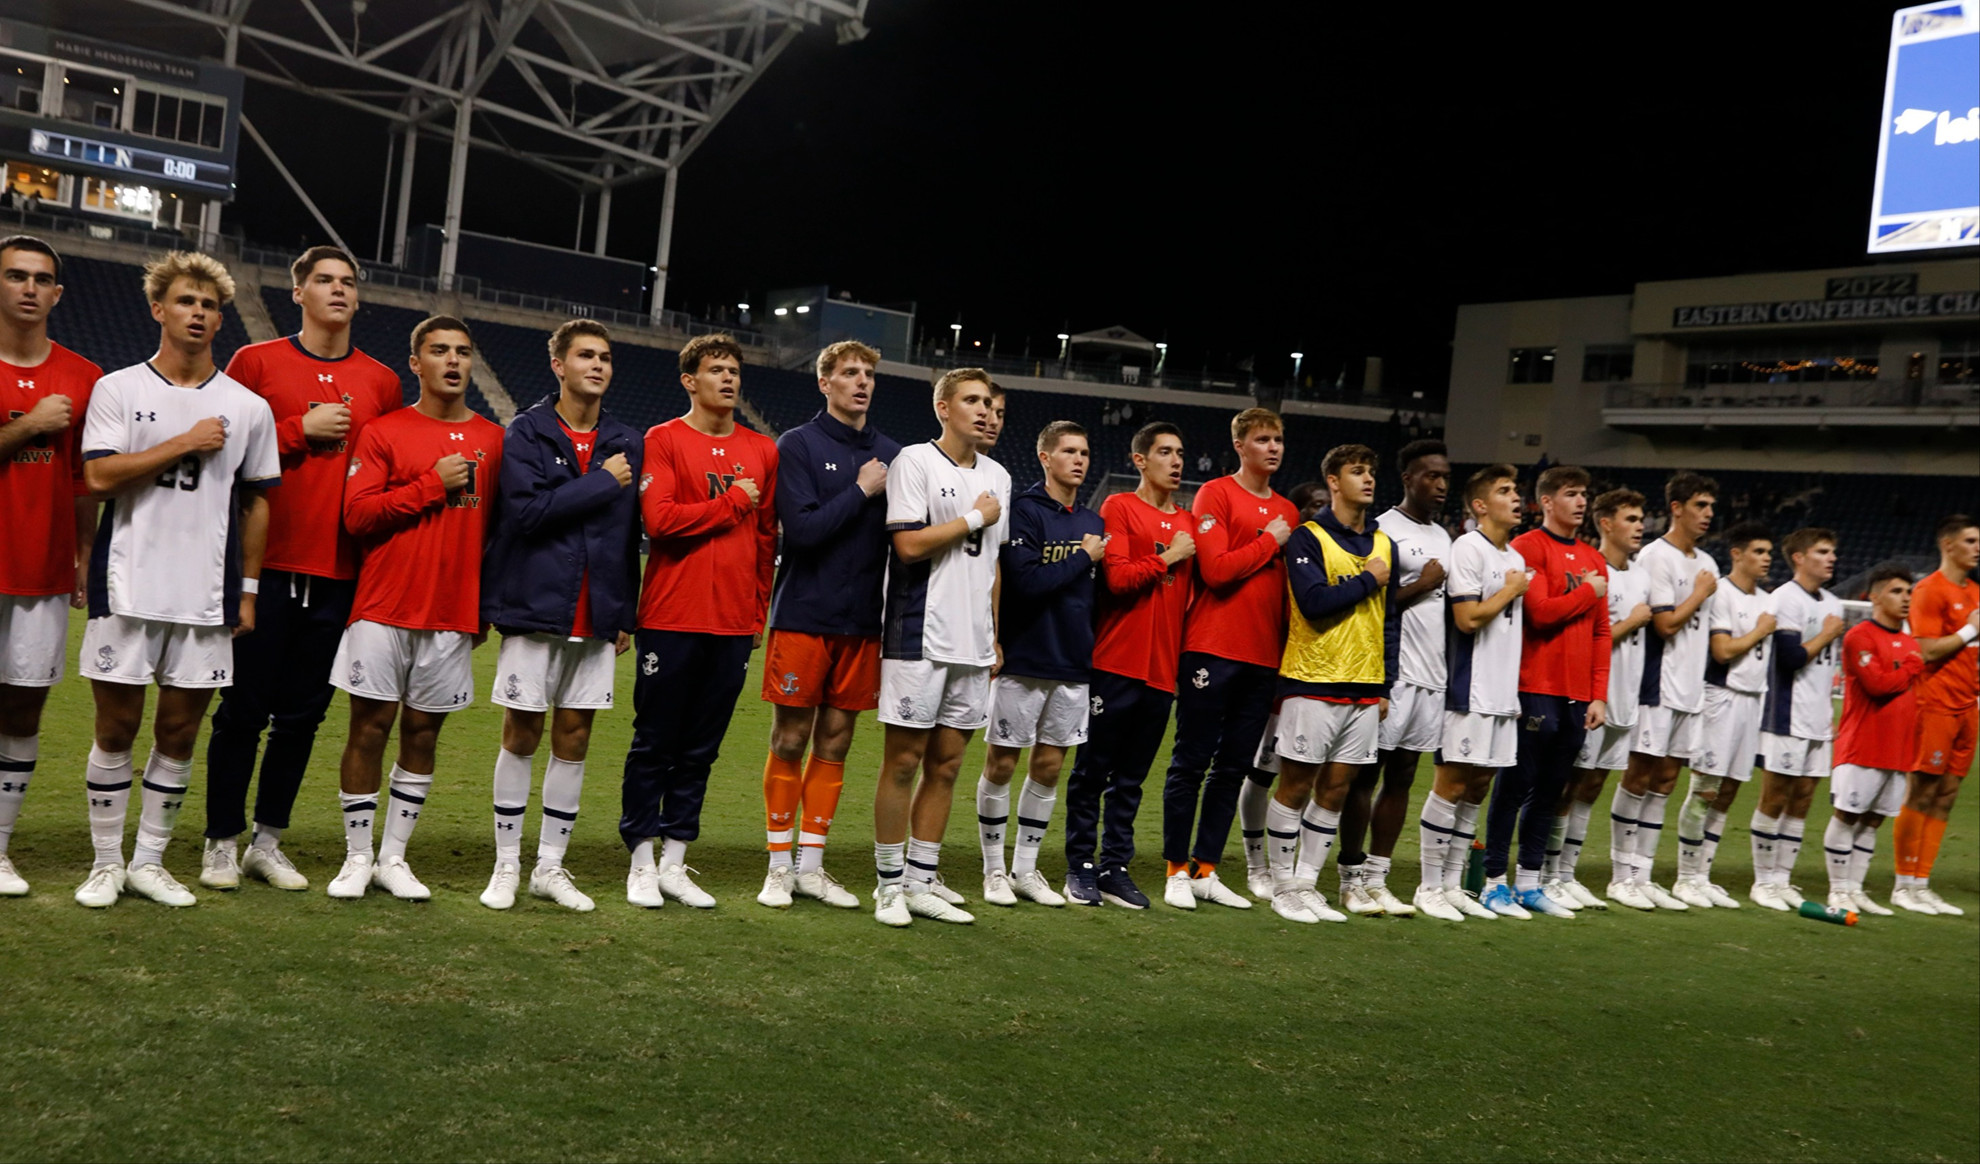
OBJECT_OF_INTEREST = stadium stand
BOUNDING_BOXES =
[49,255,254,374]
[260,287,515,422]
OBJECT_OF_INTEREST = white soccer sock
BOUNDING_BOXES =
[977,775,1010,875]
[874,840,905,887]
[660,837,688,868]
[1239,775,1273,873]
[1676,776,1713,880]
[1514,864,1540,892]
[339,791,376,858]
[1896,872,1920,889]
[1775,815,1806,885]
[537,755,583,867]
[1542,814,1568,882]
[1607,787,1643,883]
[1561,800,1594,882]
[1364,854,1392,888]
[630,838,655,869]
[1297,800,1340,886]
[250,823,282,852]
[1822,817,1854,890]
[1848,821,1876,889]
[129,752,191,869]
[1447,799,1483,890]
[1265,798,1303,892]
[1012,778,1057,876]
[492,748,533,865]
[1749,809,1781,884]
[1418,792,1457,893]
[796,841,823,875]
[85,745,133,869]
[0,733,36,857]
[905,837,940,886]
[1635,792,1670,882]
[1701,807,1729,878]
[377,766,431,862]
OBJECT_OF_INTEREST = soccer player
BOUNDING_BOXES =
[976,420,1103,908]
[329,316,502,901]
[478,320,641,912]
[872,367,1008,926]
[1334,439,1449,916]
[757,340,899,911]
[1062,422,1195,909]
[73,252,279,908]
[1413,464,1527,922]
[1552,488,1652,910]
[1258,443,1398,924]
[1893,515,1978,915]
[1288,481,1328,523]
[1607,473,1719,910]
[1161,407,1293,912]
[621,334,777,910]
[201,245,401,894]
[1671,521,1774,908]
[1480,465,1610,919]
[1749,527,1845,910]
[980,381,1006,455]
[1826,565,1924,916]
[0,236,98,898]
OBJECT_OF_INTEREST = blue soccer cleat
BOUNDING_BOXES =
[1518,886,1575,918]
[1480,882,1532,919]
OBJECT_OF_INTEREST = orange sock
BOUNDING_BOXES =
[1920,814,1950,879]
[1166,859,1189,878]
[1192,861,1217,879]
[763,754,803,851]
[799,756,846,845]
[1894,808,1928,877]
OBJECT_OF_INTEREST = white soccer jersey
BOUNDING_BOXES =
[1444,529,1524,717]
[1762,580,1845,740]
[1638,535,1720,713]
[881,441,1011,667]
[1706,577,1770,694]
[81,362,280,627]
[1377,505,1451,691]
[1603,559,1650,728]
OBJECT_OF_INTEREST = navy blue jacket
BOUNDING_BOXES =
[998,483,1106,682]
[481,397,644,639]
[769,410,902,636]
[1279,504,1402,701]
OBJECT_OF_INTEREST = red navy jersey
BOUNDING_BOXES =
[0,343,99,596]
[1836,618,1924,771]
[1182,476,1296,668]
[226,337,402,580]
[1512,527,1611,702]
[1091,491,1194,693]
[343,407,503,633]
[637,417,778,636]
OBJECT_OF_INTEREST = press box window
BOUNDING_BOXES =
[1581,346,1634,382]
[1508,347,1556,384]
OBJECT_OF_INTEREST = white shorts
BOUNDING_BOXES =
[1832,764,1905,818]
[1378,681,1443,754]
[1254,712,1282,774]
[1760,732,1832,779]
[1633,704,1702,761]
[878,657,990,731]
[1693,686,1762,782]
[79,613,233,688]
[1276,697,1380,766]
[1576,722,1634,772]
[1,593,70,686]
[1442,709,1518,769]
[492,632,615,712]
[986,674,1088,748]
[331,620,475,713]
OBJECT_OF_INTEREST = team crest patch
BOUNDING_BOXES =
[219,415,231,431]
[1198,516,1216,533]
[639,473,654,494]
[779,672,800,696]
[1459,737,1473,756]
[1293,733,1309,754]
[94,645,116,672]
[642,652,659,676]
[1191,668,1209,689]
[503,674,522,701]
[897,696,917,721]
[350,659,366,685]
[1858,651,1873,667]
[996,718,1011,740]
[1525,715,1543,732]
[347,457,362,478]
[1090,695,1105,716]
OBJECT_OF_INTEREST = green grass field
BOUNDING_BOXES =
[1,611,1975,1163]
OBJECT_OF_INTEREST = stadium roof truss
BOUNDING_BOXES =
[104,0,867,312]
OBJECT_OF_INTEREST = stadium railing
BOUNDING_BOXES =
[1603,380,1976,411]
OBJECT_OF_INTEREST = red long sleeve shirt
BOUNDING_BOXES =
[0,344,99,597]
[1181,476,1297,668]
[1512,527,1611,703]
[1091,491,1194,693]
[636,417,778,636]
[1836,618,1925,771]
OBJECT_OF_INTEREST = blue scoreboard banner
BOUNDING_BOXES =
[1869,2,1980,253]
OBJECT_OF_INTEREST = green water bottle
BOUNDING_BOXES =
[1463,840,1486,896]
[1799,900,1858,926]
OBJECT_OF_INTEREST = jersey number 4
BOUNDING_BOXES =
[155,454,202,492]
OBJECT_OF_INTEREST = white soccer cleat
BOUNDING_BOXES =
[626,863,664,908]
[1605,880,1653,911]
[371,854,431,901]
[794,868,860,908]
[1295,887,1347,923]
[328,852,373,900]
[1917,888,1963,916]
[529,864,595,912]
[1343,884,1385,915]
[1827,889,1858,913]
[1446,887,1497,919]
[199,840,241,890]
[480,861,520,910]
[756,865,794,909]
[1368,882,1416,916]
[1246,867,1275,901]
[1163,871,1197,910]
[1673,877,1716,909]
[1640,881,1690,911]
[126,862,196,907]
[1849,888,1894,917]
[1703,881,1740,909]
[984,870,1019,908]
[658,863,716,909]
[873,882,912,926]
[242,845,309,891]
[1270,888,1320,924]
[1775,883,1806,908]
[1562,880,1607,909]
[74,864,125,908]
[1891,887,1937,914]
[1010,869,1066,907]
[0,854,27,897]
[929,875,967,906]
[1190,870,1253,909]
[1542,881,1583,911]
[1749,882,1791,911]
[1413,885,1465,921]
[904,884,974,923]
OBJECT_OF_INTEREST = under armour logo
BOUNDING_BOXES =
[135,410,156,422]
[711,447,725,456]
[1296,556,1310,564]
[555,457,567,466]
[449,431,464,440]
[824,462,838,471]
[209,670,227,681]
[317,374,334,383]
[1258,506,1268,515]
[1160,521,1172,530]
[16,379,30,388]
[940,488,956,497]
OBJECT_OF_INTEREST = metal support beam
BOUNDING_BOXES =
[241,116,355,257]
[437,17,479,290]
[374,130,395,263]
[593,164,613,256]
[392,121,418,268]
[650,156,678,322]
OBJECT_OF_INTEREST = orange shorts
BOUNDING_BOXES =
[761,630,881,711]
[1914,708,1977,778]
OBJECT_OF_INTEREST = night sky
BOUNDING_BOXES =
[228,1,1908,397]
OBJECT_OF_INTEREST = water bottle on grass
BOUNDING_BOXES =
[1799,900,1857,926]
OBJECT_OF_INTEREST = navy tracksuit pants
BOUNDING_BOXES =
[1064,669,1174,870]
[620,629,752,847]
[1161,652,1276,866]
[1484,692,1588,878]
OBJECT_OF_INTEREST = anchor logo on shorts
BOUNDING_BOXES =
[1191,668,1209,689]
[1459,737,1473,756]
[1089,696,1105,716]
[1293,734,1309,753]
[642,652,659,676]
[503,674,521,701]
[898,697,917,720]
[779,672,800,695]
[94,645,115,672]
[1700,751,1716,771]
[996,718,1011,740]
[350,659,366,685]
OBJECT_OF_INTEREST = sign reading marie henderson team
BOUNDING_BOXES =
[1868,2,1980,253]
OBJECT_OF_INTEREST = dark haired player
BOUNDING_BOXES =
[1826,565,1924,915]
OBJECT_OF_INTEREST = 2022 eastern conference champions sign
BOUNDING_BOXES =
[1868,2,1980,253]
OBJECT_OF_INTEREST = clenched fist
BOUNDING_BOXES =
[857,458,888,497]
[1264,515,1292,546]
[1078,532,1106,559]
[1163,529,1197,564]
[15,393,72,434]
[434,453,473,491]
[1581,568,1608,599]
[1503,569,1530,597]
[181,417,227,453]
[302,403,352,442]
[733,476,761,505]
[602,451,632,487]
[972,490,1001,527]
[1366,553,1391,587]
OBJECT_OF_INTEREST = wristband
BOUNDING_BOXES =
[1960,623,1978,646]
[964,509,986,533]
[241,578,260,595]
